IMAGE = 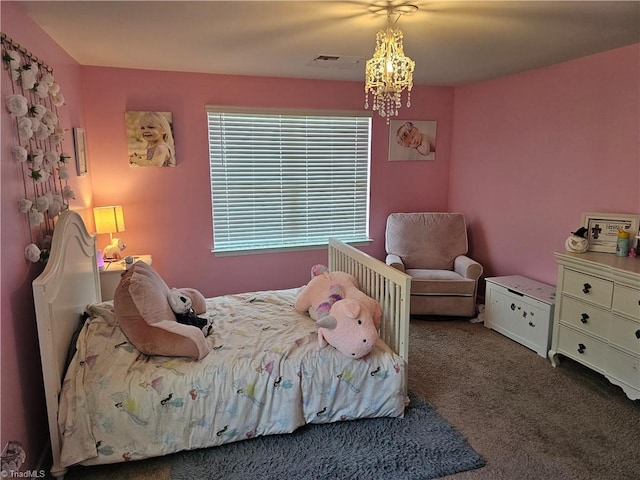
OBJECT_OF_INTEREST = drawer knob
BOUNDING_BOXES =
[577,343,586,354]
[580,313,589,324]
[582,283,592,294]
[636,329,640,339]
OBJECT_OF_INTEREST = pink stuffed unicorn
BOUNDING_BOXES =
[295,265,382,359]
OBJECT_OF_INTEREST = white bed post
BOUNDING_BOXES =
[32,211,101,479]
[327,238,411,364]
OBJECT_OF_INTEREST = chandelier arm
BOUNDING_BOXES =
[387,10,401,27]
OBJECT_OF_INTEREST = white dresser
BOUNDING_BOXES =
[485,276,556,358]
[549,252,640,400]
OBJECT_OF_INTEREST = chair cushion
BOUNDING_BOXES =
[407,268,476,296]
[385,213,468,270]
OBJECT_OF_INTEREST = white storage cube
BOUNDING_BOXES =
[485,275,556,358]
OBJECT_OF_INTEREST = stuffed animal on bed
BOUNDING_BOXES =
[294,264,382,359]
[167,288,213,337]
[114,261,212,360]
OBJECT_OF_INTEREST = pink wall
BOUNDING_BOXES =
[82,67,454,296]
[449,44,640,286]
[1,2,92,470]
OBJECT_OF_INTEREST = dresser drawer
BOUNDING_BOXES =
[607,347,640,391]
[559,296,610,340]
[612,284,640,320]
[610,315,640,356]
[563,269,613,308]
[557,326,607,373]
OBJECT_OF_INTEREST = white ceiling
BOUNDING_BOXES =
[16,0,640,86]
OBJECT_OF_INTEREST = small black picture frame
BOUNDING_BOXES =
[73,127,88,175]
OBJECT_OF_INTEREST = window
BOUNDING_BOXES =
[207,108,372,253]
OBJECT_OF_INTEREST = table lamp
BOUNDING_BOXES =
[93,205,127,260]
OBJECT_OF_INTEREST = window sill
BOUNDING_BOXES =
[212,239,373,257]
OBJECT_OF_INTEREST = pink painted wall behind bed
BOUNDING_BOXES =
[81,67,454,297]
[82,43,639,295]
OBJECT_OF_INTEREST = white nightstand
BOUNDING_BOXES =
[99,255,152,301]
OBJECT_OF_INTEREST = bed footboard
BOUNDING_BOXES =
[328,239,411,364]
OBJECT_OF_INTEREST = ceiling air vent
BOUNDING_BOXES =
[307,55,364,69]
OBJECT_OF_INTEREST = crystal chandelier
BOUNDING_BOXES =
[365,4,416,123]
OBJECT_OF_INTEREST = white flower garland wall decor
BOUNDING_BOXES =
[1,32,75,264]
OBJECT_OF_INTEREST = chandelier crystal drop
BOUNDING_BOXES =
[365,20,415,124]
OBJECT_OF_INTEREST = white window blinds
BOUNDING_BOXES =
[207,109,372,253]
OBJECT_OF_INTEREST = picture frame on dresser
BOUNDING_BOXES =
[580,212,640,253]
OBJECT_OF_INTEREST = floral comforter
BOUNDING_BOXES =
[58,288,407,467]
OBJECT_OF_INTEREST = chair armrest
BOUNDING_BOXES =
[386,254,406,272]
[454,255,483,280]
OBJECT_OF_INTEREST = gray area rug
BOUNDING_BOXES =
[170,392,484,480]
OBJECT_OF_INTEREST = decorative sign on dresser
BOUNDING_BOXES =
[484,276,556,358]
[549,252,640,400]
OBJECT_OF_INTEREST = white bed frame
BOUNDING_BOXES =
[32,211,101,480]
[328,238,411,363]
[32,211,411,479]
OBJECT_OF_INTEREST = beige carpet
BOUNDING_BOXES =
[65,318,639,480]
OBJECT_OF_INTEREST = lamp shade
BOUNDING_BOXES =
[93,206,125,234]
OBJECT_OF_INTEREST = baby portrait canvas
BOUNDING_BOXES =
[126,111,176,167]
[388,120,437,161]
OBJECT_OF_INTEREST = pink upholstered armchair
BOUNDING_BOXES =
[385,213,483,317]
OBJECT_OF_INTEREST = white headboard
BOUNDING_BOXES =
[32,210,101,479]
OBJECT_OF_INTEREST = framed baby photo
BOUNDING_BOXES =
[389,120,437,161]
[126,111,176,167]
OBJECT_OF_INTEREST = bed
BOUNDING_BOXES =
[32,211,411,479]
